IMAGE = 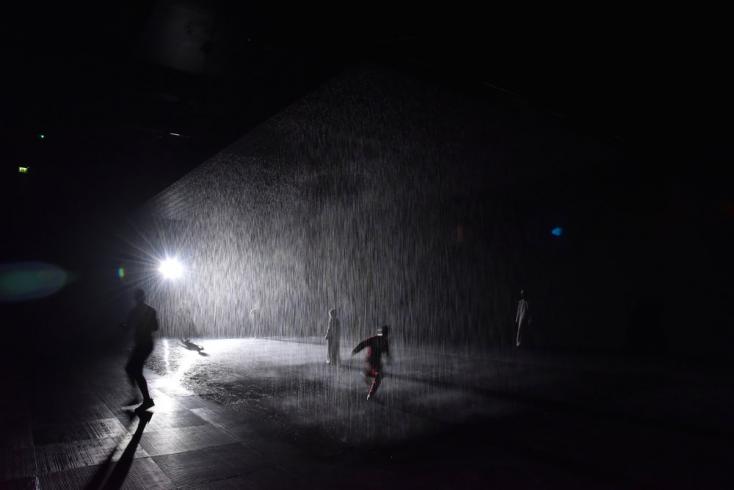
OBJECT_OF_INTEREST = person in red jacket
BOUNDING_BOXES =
[352,325,390,400]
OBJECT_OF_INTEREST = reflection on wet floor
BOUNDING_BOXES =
[147,337,734,446]
[156,338,198,396]
[2,337,734,489]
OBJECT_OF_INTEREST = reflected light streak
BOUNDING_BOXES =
[158,338,200,395]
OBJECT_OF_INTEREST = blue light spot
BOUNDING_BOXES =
[551,226,564,237]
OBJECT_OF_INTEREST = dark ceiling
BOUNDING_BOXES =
[1,3,731,262]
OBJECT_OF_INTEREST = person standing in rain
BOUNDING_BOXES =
[324,308,341,365]
[249,307,260,335]
[121,288,159,410]
[352,325,390,400]
[515,289,530,347]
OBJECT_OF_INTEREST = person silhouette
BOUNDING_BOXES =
[249,307,260,335]
[515,289,530,347]
[324,308,341,365]
[352,325,391,400]
[121,288,158,410]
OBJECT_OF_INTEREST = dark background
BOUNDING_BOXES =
[1,3,731,357]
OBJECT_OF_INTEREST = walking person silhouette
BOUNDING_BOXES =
[352,325,391,400]
[121,288,159,410]
[515,289,530,347]
[324,308,341,365]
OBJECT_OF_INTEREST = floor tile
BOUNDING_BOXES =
[33,417,127,446]
[32,401,116,425]
[143,410,207,432]
[140,424,237,457]
[239,467,307,490]
[153,443,267,487]
[178,475,259,489]
[38,456,173,490]
[34,437,148,474]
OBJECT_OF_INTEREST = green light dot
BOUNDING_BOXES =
[18,166,29,174]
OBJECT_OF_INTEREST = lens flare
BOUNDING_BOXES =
[158,257,184,280]
[0,262,68,302]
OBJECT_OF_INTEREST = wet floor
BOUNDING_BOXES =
[2,338,733,488]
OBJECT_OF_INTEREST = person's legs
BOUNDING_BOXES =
[328,341,340,365]
[515,321,522,347]
[138,343,154,404]
[367,369,382,400]
[124,355,142,404]
[127,344,154,406]
[135,370,152,404]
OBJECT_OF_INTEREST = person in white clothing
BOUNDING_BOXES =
[515,289,530,347]
[324,308,341,365]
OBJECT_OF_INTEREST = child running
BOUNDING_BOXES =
[351,325,391,400]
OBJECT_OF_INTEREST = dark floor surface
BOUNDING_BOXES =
[2,338,733,489]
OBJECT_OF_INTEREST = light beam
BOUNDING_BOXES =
[158,257,184,280]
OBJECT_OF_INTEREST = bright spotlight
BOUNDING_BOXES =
[158,257,184,280]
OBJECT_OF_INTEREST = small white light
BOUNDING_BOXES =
[159,257,184,280]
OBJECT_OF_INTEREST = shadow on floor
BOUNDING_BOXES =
[84,410,152,490]
[180,339,209,356]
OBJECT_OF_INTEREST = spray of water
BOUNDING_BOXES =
[122,66,620,443]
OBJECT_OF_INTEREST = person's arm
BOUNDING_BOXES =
[324,323,332,340]
[352,339,368,355]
